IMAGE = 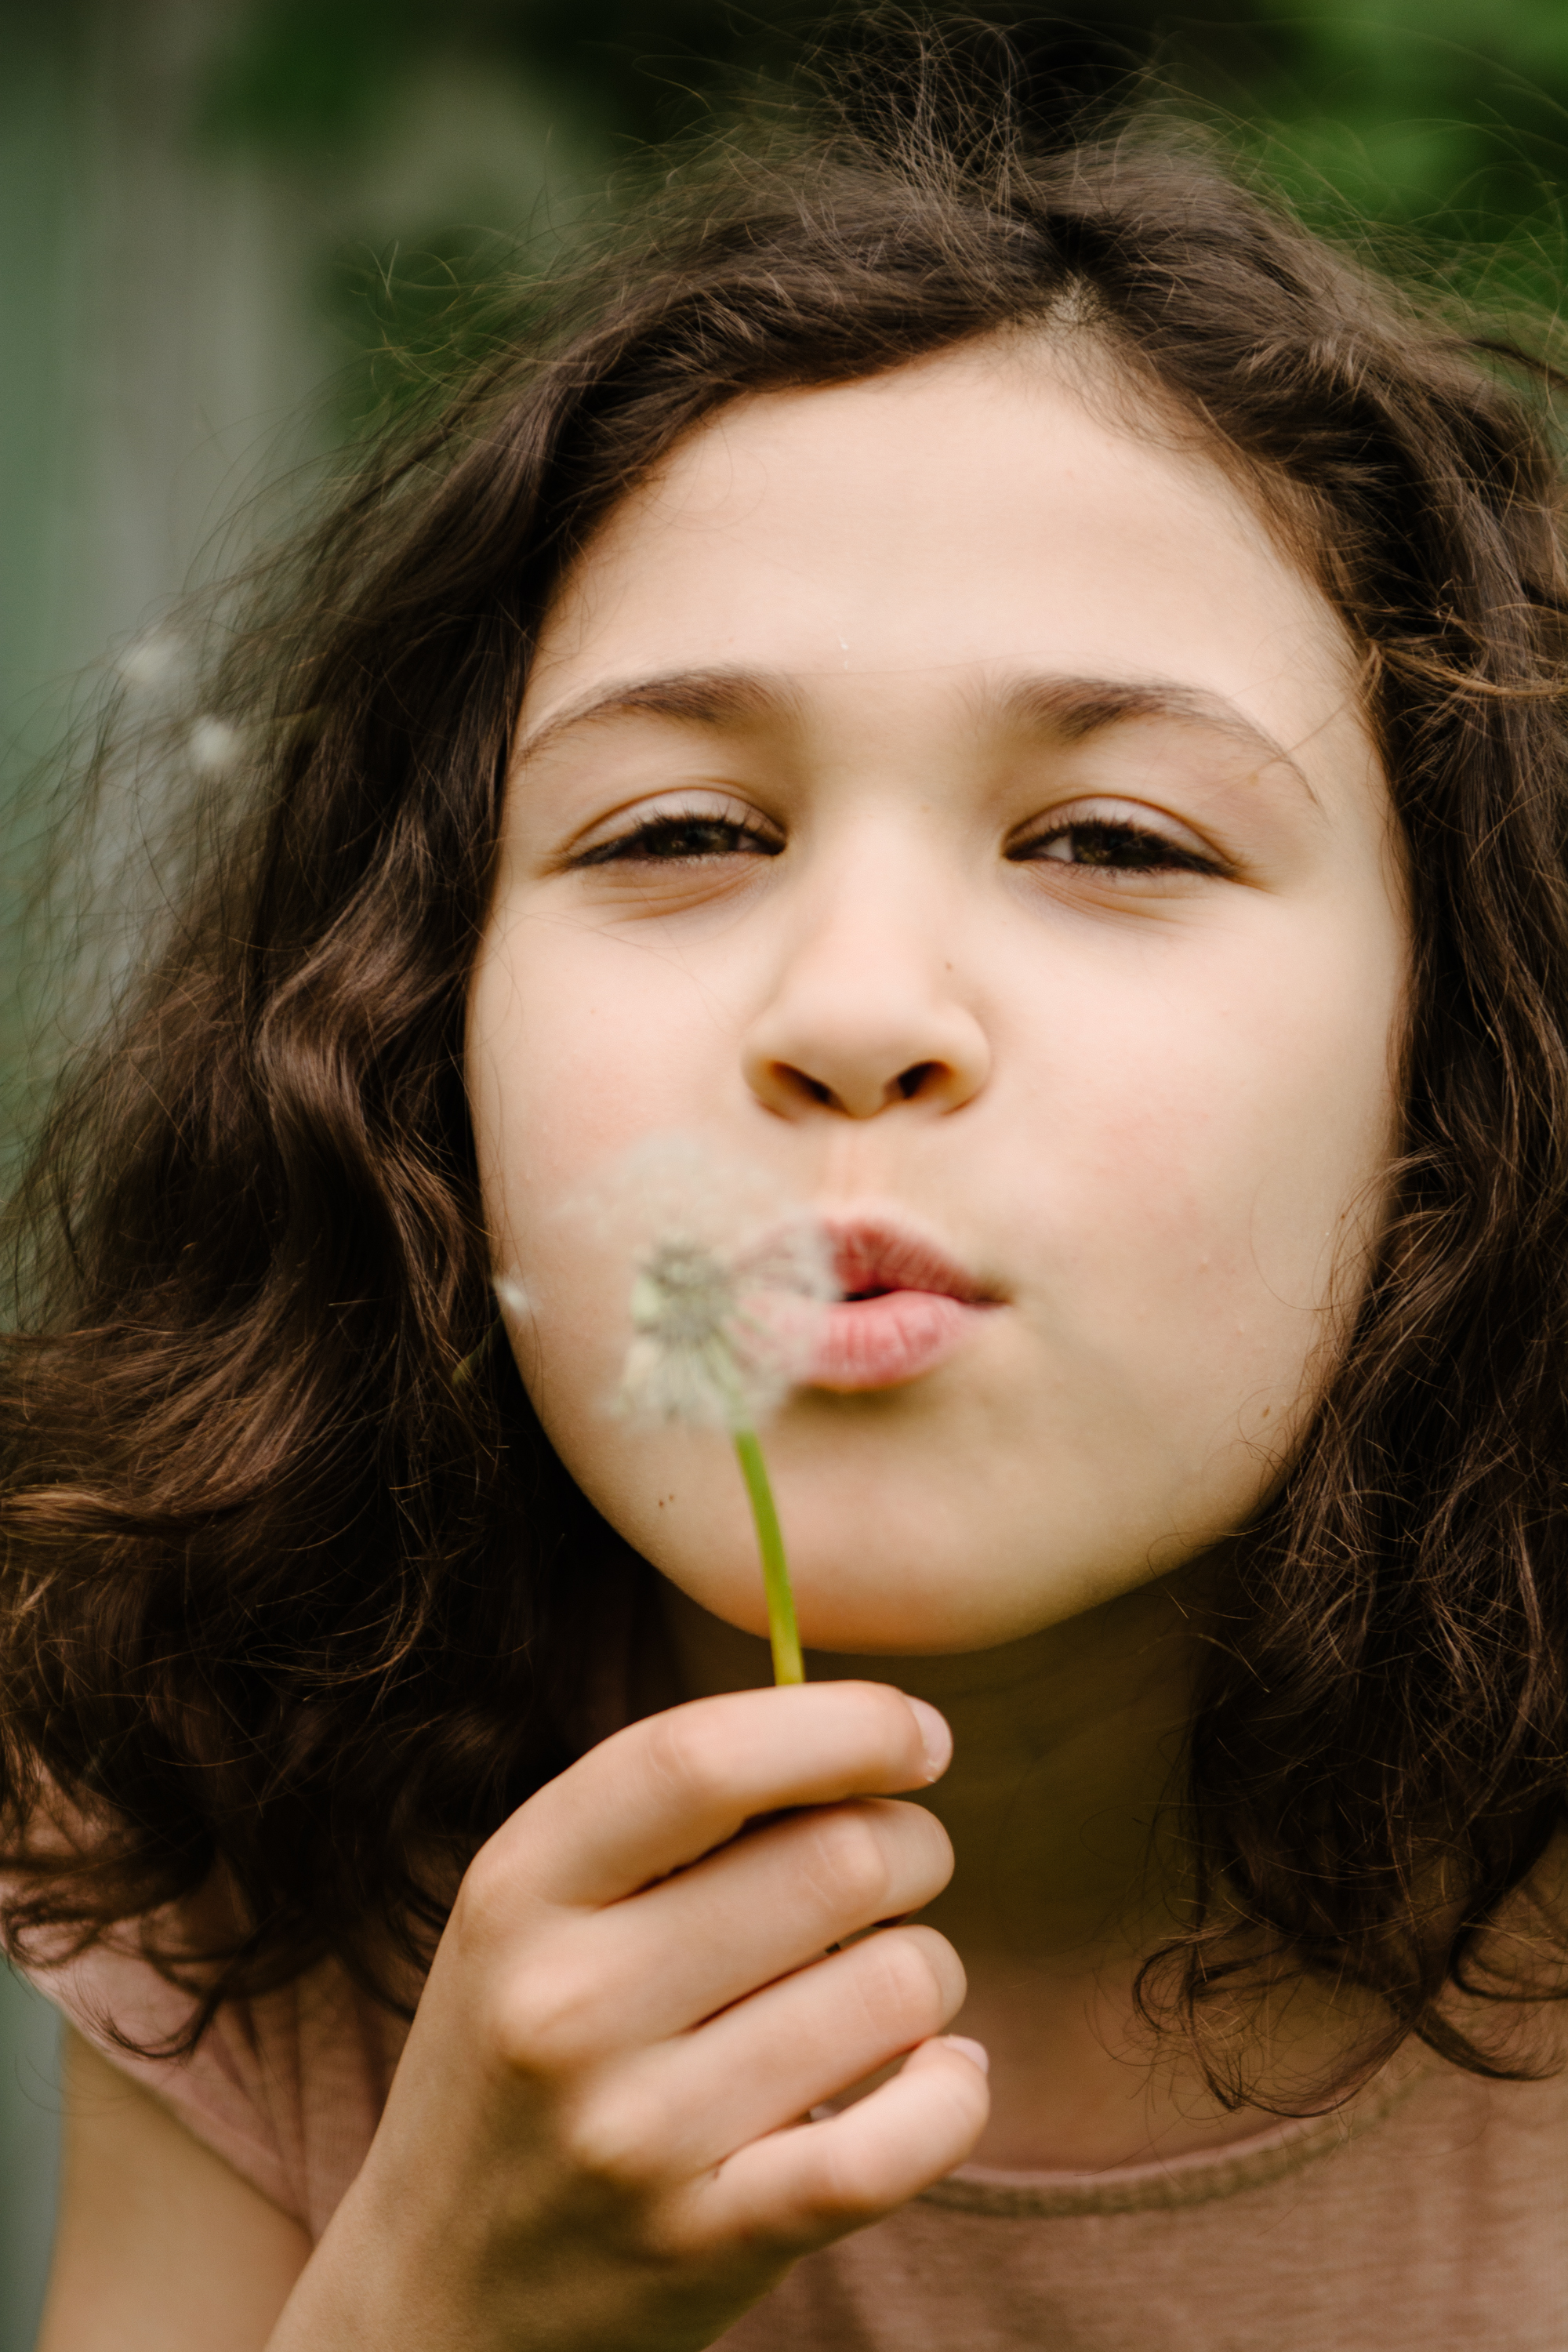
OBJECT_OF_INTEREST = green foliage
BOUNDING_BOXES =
[199,0,430,151]
[1192,1,1568,235]
[198,3,1568,429]
[201,1,1568,185]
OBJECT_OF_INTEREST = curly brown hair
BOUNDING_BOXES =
[5,28,1568,2091]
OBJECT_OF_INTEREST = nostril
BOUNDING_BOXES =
[753,1052,970,1120]
[774,1064,834,1107]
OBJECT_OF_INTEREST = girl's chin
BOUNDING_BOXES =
[654,1524,1204,1658]
[673,1570,1076,1661]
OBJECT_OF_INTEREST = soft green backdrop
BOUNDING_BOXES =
[3,3,1566,2341]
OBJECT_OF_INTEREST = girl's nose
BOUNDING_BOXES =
[741,897,991,1121]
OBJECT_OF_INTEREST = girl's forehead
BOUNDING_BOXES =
[525,340,1367,781]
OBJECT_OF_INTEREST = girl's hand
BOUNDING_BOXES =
[269,1681,987,2352]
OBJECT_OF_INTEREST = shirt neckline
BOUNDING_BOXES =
[916,2056,1428,2219]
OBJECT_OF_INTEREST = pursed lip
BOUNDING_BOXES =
[807,1216,1000,1392]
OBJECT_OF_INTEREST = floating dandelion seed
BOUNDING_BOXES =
[115,630,183,691]
[558,1134,837,1686]
[188,716,242,775]
[494,1276,530,1320]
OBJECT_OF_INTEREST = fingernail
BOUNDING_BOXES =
[942,2036,989,2075]
[904,1696,952,1780]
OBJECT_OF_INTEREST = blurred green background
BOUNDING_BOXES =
[3,0,1568,2340]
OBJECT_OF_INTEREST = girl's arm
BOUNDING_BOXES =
[39,1682,986,2352]
[38,2031,310,2351]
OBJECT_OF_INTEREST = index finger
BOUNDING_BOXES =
[487,1681,950,1911]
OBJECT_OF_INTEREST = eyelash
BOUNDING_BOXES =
[1008,816,1221,876]
[573,811,782,866]
[572,808,1220,877]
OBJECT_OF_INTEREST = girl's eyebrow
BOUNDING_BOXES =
[513,669,804,766]
[993,675,1319,800]
[514,664,1315,796]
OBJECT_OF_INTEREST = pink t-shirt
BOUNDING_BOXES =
[36,1939,1568,2348]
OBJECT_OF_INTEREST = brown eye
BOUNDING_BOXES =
[1013,818,1218,875]
[575,812,782,866]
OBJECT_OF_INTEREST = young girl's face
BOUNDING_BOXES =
[467,338,1407,1654]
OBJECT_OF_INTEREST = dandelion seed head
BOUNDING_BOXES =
[574,1133,837,1432]
[630,1241,736,1353]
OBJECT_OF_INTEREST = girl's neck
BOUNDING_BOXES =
[653,1563,1370,2171]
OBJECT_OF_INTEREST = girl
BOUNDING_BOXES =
[6,34,1568,2351]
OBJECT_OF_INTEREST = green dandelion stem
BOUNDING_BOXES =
[731,1425,804,1686]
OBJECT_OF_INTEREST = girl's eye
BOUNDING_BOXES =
[572,807,783,867]
[1009,815,1220,876]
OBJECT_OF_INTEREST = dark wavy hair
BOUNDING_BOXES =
[5,29,1568,2092]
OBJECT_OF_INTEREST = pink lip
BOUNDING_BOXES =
[808,1220,997,1392]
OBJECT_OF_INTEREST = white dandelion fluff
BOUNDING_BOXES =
[594,1133,837,1431]
[115,629,183,691]
[491,1135,837,1684]
[188,716,242,775]
[493,1275,531,1320]
[601,1137,839,1683]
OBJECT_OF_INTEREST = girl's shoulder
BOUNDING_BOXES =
[31,1934,409,2237]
